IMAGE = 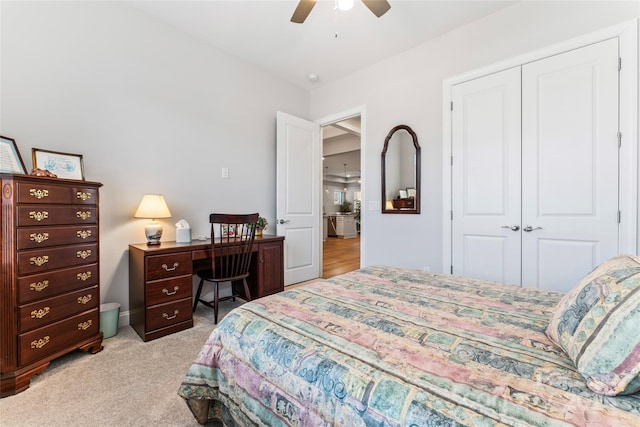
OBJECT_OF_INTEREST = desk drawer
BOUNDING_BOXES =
[19,309,99,366]
[146,253,192,281]
[19,286,98,332]
[146,298,192,331]
[146,276,192,306]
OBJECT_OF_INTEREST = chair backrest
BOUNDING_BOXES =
[209,213,259,281]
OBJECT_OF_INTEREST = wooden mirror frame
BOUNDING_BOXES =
[381,125,421,214]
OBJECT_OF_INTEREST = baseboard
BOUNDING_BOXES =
[119,310,130,327]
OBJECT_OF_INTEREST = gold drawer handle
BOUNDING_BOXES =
[31,307,50,319]
[77,250,92,259]
[162,310,179,320]
[76,230,92,239]
[76,211,91,220]
[30,256,49,267]
[78,320,92,331]
[29,211,49,221]
[29,189,49,199]
[162,286,179,296]
[77,271,92,281]
[30,233,49,243]
[31,336,50,349]
[30,280,49,292]
[161,262,179,272]
[77,295,92,305]
[76,191,92,201]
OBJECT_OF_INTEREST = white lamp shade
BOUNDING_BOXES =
[134,194,172,219]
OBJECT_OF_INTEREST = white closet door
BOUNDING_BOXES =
[521,38,619,292]
[451,67,522,285]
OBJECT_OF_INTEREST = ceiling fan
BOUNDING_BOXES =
[291,0,391,24]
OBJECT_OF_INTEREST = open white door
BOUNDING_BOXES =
[276,111,321,285]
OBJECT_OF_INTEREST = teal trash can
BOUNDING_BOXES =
[100,303,121,339]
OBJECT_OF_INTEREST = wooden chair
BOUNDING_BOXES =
[193,213,258,323]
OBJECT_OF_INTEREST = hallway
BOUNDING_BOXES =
[322,235,360,278]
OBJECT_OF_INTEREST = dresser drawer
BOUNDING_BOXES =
[146,275,192,306]
[146,298,192,331]
[18,244,98,275]
[18,225,98,250]
[146,253,192,281]
[17,206,98,226]
[19,308,99,366]
[17,182,98,205]
[19,286,98,332]
[18,264,98,304]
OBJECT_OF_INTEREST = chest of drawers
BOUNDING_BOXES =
[0,174,103,397]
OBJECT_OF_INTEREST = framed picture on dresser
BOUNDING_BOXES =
[0,135,27,174]
[32,148,85,180]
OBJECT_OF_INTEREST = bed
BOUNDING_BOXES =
[178,263,640,426]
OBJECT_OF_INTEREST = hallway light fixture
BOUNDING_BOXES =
[325,166,329,193]
[343,163,348,192]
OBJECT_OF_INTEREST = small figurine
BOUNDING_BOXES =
[30,168,57,178]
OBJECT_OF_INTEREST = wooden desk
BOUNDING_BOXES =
[129,235,284,341]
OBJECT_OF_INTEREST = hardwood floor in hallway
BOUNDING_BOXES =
[322,235,360,278]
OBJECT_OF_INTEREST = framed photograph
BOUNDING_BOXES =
[399,189,408,199]
[32,148,85,180]
[221,225,237,237]
[407,188,416,198]
[0,135,27,174]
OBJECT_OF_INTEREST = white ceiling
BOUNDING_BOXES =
[128,0,518,89]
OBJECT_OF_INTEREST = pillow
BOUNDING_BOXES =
[546,254,640,396]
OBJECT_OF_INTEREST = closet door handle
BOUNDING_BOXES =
[523,225,542,232]
[501,225,520,231]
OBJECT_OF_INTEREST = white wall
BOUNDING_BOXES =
[310,1,639,272]
[1,1,637,318]
[0,2,309,314]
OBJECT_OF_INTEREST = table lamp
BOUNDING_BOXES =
[134,194,172,245]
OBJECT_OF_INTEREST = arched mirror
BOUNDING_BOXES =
[381,125,420,214]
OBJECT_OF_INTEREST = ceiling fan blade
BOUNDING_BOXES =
[291,0,317,23]
[361,0,391,18]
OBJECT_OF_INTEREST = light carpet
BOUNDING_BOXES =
[0,300,244,426]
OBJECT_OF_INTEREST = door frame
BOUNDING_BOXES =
[314,105,367,271]
[442,20,639,273]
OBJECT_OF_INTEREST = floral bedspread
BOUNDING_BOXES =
[178,266,640,426]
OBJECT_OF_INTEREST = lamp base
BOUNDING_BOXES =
[145,221,163,245]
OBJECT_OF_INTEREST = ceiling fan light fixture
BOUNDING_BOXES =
[307,74,320,82]
[337,0,354,11]
[291,0,389,23]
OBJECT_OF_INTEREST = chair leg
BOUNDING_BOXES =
[214,281,220,324]
[243,278,252,302]
[231,280,236,302]
[193,278,205,312]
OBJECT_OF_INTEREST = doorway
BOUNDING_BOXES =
[321,115,362,278]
